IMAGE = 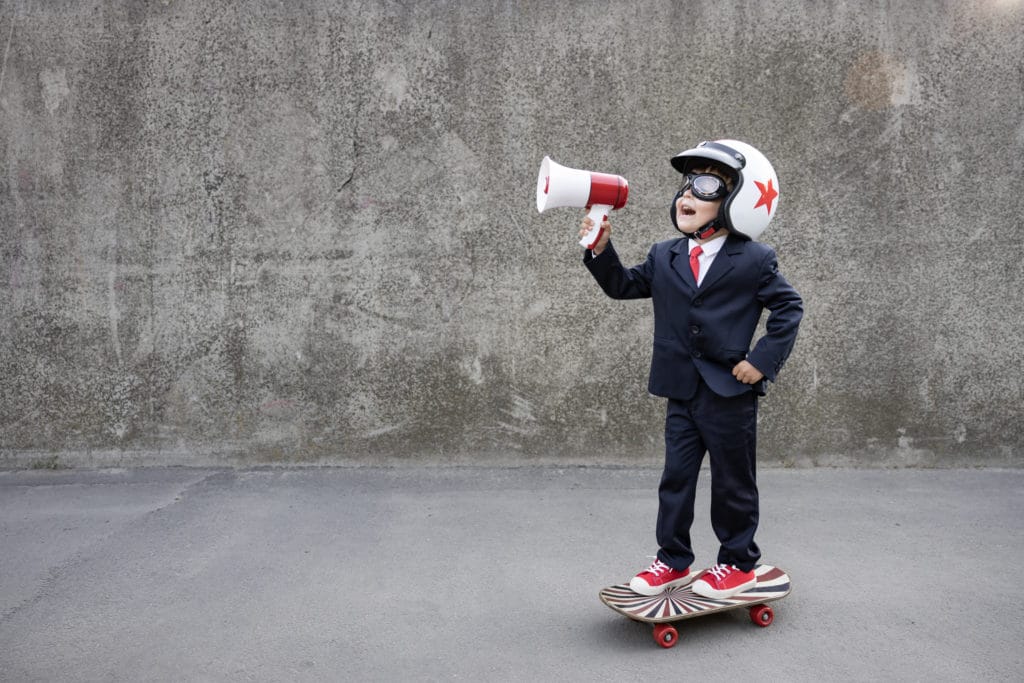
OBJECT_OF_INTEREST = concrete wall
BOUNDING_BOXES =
[2,0,1022,468]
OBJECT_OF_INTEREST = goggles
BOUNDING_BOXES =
[677,173,729,201]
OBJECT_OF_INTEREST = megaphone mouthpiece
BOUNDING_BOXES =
[587,172,630,210]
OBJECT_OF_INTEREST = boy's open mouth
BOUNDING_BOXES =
[680,206,696,216]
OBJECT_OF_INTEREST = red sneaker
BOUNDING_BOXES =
[692,564,756,599]
[629,559,693,596]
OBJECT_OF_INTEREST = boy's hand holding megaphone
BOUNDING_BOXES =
[578,216,611,255]
[535,156,629,250]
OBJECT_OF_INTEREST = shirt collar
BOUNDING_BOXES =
[688,233,727,257]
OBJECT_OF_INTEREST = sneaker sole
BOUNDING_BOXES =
[629,573,695,597]
[691,577,757,599]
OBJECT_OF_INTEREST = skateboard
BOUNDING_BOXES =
[599,564,791,648]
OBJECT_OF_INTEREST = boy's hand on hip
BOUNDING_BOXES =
[732,361,764,385]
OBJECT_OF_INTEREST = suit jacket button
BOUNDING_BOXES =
[693,298,703,306]
[693,350,703,359]
[690,325,700,335]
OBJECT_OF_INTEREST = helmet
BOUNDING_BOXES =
[669,139,780,241]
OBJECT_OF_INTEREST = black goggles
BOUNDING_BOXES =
[677,173,729,201]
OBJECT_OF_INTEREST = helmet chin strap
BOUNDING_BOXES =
[682,221,720,241]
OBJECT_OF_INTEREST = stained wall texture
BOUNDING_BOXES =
[2,0,1022,467]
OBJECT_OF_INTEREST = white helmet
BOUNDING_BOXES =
[670,139,780,241]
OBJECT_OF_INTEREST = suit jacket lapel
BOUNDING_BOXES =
[669,239,697,293]
[699,248,733,291]
[697,235,743,292]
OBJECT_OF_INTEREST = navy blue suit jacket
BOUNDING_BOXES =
[584,234,803,400]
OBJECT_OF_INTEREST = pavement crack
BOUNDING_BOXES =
[0,469,229,627]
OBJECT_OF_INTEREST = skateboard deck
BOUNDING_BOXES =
[599,564,791,648]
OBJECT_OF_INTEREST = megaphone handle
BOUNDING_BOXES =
[579,204,612,249]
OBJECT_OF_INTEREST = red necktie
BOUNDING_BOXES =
[689,245,703,283]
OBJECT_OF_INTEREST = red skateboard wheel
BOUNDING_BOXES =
[652,623,679,648]
[749,604,774,627]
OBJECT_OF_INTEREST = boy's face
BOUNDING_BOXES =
[674,178,724,235]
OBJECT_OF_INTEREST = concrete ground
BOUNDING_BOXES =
[1,466,1022,681]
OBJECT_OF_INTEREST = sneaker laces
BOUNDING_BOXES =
[644,559,672,576]
[707,564,738,580]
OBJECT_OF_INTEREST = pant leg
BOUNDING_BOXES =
[655,398,705,571]
[699,386,761,572]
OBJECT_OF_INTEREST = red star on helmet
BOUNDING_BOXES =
[753,178,778,214]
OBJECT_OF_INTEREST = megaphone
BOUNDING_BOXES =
[536,156,629,249]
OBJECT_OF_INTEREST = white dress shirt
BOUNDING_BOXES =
[688,234,727,286]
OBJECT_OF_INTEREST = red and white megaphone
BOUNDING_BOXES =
[536,156,630,249]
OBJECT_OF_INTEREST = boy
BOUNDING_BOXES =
[580,140,802,599]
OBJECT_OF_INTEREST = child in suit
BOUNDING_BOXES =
[580,140,802,598]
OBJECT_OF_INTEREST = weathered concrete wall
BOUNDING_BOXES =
[1,0,1022,467]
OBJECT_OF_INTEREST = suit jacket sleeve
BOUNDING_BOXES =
[746,248,803,382]
[583,241,655,300]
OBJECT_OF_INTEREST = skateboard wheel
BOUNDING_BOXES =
[652,624,678,648]
[749,605,774,627]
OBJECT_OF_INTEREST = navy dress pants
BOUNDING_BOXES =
[655,379,761,573]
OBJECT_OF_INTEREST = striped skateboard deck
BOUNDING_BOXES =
[599,564,791,648]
